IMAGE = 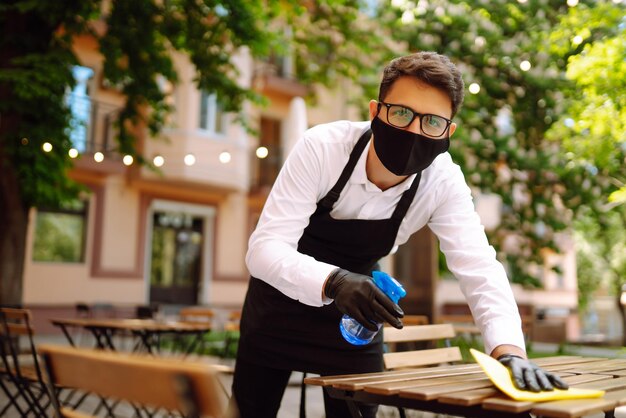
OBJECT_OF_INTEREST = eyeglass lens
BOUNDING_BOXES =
[387,104,448,137]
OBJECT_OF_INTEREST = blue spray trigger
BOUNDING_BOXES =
[372,270,406,304]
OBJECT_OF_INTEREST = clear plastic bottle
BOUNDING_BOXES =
[339,271,406,345]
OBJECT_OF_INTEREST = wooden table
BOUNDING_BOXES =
[51,318,211,355]
[305,356,626,418]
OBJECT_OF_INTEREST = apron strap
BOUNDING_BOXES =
[319,129,372,209]
[318,126,422,223]
[391,171,421,221]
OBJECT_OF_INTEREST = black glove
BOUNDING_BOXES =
[324,268,404,331]
[498,354,569,392]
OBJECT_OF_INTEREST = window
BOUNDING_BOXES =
[32,200,88,263]
[199,92,226,134]
[251,117,282,191]
[67,65,95,153]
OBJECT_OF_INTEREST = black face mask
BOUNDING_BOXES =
[371,116,450,176]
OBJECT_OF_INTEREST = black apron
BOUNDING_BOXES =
[238,128,421,376]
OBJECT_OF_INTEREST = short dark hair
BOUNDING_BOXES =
[378,52,465,117]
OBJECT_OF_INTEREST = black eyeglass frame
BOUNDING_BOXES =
[377,101,452,138]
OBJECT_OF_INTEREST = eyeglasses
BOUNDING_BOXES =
[377,102,452,138]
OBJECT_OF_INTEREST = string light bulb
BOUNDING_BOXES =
[42,142,52,152]
[68,148,79,158]
[184,154,196,166]
[123,155,134,166]
[94,152,104,162]
[469,83,481,94]
[153,155,165,167]
[219,151,231,164]
[256,146,269,159]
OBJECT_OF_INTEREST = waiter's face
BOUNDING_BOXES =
[369,76,457,138]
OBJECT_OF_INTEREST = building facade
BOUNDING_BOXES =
[22,33,362,326]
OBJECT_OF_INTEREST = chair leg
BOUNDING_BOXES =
[300,373,307,418]
[0,377,28,417]
[397,406,407,418]
[15,380,50,417]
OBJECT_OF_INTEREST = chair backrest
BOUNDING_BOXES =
[382,324,462,370]
[0,308,44,381]
[38,344,227,418]
[136,304,159,319]
[179,307,215,324]
[400,315,429,326]
[224,310,241,332]
[75,303,92,318]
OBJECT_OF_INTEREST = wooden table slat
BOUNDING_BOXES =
[482,395,536,414]
[588,366,626,374]
[594,369,626,377]
[397,378,495,401]
[531,356,587,366]
[576,376,626,391]
[530,389,626,418]
[304,363,479,386]
[362,373,486,395]
[561,374,614,385]
[561,359,626,373]
[437,387,500,406]
[331,366,482,390]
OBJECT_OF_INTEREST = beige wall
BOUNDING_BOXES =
[22,178,146,304]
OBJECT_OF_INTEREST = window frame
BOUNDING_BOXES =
[199,91,227,135]
[32,200,89,264]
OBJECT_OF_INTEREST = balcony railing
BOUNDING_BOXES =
[66,94,121,156]
[252,61,308,98]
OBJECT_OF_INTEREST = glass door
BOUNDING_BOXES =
[149,211,204,305]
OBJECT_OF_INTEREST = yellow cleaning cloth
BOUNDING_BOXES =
[470,348,605,401]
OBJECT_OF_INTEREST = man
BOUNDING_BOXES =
[231,51,567,418]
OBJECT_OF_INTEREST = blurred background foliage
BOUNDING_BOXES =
[373,0,626,314]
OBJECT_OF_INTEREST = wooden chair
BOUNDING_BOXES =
[383,323,462,370]
[382,324,462,418]
[0,307,51,416]
[399,314,429,326]
[223,310,241,359]
[176,307,216,356]
[38,344,228,418]
[179,307,215,325]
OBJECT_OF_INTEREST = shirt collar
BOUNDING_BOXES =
[351,139,417,193]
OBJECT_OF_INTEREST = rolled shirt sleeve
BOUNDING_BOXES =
[427,163,526,354]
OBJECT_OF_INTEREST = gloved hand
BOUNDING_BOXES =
[498,354,569,392]
[324,268,404,331]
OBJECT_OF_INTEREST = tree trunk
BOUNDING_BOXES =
[0,119,29,308]
[0,142,28,306]
[0,5,56,306]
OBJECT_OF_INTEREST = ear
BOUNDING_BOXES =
[448,122,457,137]
[369,100,379,120]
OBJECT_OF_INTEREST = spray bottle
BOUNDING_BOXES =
[339,270,406,345]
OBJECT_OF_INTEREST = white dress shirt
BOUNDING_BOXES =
[246,119,525,354]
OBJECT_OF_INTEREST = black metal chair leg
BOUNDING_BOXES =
[0,378,27,417]
[398,406,407,418]
[300,373,307,418]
